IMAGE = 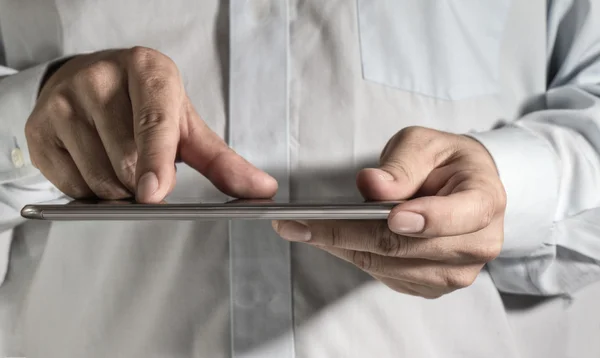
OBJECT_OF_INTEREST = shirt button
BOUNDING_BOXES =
[234,281,272,309]
[11,148,24,168]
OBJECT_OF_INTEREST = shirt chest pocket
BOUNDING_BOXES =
[357,0,512,101]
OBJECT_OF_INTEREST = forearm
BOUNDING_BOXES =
[463,0,600,296]
[472,85,600,295]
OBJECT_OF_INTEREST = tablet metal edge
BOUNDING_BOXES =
[21,205,44,220]
[20,207,392,221]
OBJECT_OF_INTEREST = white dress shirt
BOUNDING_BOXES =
[1,0,600,357]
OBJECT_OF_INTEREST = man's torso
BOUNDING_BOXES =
[1,1,568,357]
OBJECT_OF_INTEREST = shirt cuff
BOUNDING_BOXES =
[0,62,57,184]
[468,125,560,257]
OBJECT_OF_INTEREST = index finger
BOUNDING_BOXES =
[178,106,278,199]
[272,220,466,261]
[127,47,183,203]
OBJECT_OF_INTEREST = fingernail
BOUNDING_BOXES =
[376,169,395,181]
[389,211,425,234]
[275,221,312,242]
[137,172,159,201]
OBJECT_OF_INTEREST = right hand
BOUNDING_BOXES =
[25,47,278,203]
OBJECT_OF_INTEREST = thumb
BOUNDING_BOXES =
[357,127,453,201]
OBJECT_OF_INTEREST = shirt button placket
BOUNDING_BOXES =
[229,0,294,357]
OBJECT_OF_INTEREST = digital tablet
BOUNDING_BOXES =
[21,197,401,221]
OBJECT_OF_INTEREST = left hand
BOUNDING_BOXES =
[272,126,507,299]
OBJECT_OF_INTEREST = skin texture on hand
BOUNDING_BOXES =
[273,126,507,299]
[25,47,277,203]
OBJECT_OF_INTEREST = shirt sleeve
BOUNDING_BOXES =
[469,0,600,296]
[0,62,65,232]
[0,58,65,285]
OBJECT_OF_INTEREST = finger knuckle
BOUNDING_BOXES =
[458,241,502,264]
[398,126,427,140]
[328,225,343,247]
[441,268,477,290]
[397,128,428,153]
[119,154,138,174]
[141,75,179,100]
[136,109,170,135]
[24,118,45,144]
[118,153,138,186]
[44,93,74,117]
[372,222,407,256]
[73,61,116,90]
[27,95,73,141]
[479,238,503,263]
[399,126,440,153]
[128,46,160,67]
[351,251,376,272]
[477,191,496,228]
[128,46,177,74]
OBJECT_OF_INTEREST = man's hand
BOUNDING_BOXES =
[273,127,506,298]
[25,47,277,202]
